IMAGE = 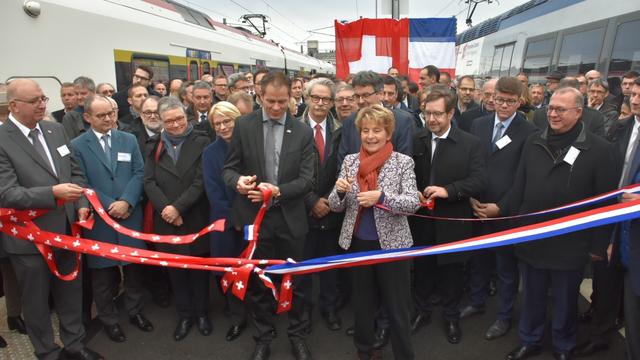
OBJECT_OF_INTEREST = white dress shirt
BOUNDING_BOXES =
[9,114,57,175]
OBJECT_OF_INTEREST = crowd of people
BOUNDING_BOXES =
[0,62,639,360]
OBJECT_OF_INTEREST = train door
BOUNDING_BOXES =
[187,57,200,81]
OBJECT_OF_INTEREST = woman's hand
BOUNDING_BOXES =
[356,190,381,208]
[335,178,353,193]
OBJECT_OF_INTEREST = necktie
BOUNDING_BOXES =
[264,120,278,184]
[102,134,111,166]
[622,135,640,185]
[429,138,440,185]
[492,122,504,151]
[200,113,207,124]
[314,124,325,164]
[28,128,52,171]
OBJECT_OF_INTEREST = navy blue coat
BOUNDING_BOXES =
[71,129,146,269]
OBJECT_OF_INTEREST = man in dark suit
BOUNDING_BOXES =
[223,72,315,360]
[458,79,497,133]
[467,77,538,340]
[70,95,153,344]
[0,79,103,360]
[411,88,486,344]
[338,71,414,167]
[292,78,306,118]
[454,76,480,131]
[117,85,148,129]
[51,83,77,123]
[186,81,215,139]
[123,96,162,157]
[399,76,420,113]
[112,65,159,119]
[62,76,96,140]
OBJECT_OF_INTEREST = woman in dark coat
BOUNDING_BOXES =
[202,101,247,342]
[143,96,211,341]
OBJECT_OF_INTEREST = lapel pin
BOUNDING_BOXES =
[47,130,52,134]
[286,129,292,133]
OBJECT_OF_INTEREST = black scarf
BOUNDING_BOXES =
[161,124,193,163]
[547,121,582,159]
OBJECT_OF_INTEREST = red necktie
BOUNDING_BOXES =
[314,124,325,164]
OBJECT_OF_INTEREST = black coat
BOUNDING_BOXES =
[459,103,492,133]
[121,120,156,159]
[186,106,216,140]
[143,130,211,256]
[51,109,65,123]
[413,126,487,263]
[532,106,606,138]
[499,122,618,270]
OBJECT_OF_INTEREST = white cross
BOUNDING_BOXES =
[113,224,120,229]
[86,189,94,196]
[348,35,394,74]
[110,247,119,254]
[222,279,229,287]
[280,300,290,308]
[91,243,100,251]
[235,281,244,291]
[11,227,18,236]
[151,254,159,258]
[159,261,168,266]
[152,236,160,241]
[72,240,81,247]
[284,280,292,290]
[54,236,62,242]
[182,264,188,268]
[28,210,37,217]
[47,252,53,260]
[140,258,147,263]
[44,239,51,245]
[131,232,140,237]
[97,208,104,214]
[10,216,18,222]
[171,237,181,243]
[130,251,139,256]
[27,233,34,241]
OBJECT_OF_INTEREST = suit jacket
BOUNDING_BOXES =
[328,152,420,250]
[222,110,315,241]
[459,103,492,133]
[118,113,139,130]
[51,109,66,123]
[121,120,156,159]
[412,126,487,264]
[338,107,415,166]
[144,130,211,255]
[62,109,88,139]
[71,130,146,268]
[532,106,605,138]
[294,102,307,118]
[186,106,215,139]
[454,100,479,131]
[0,119,88,254]
[404,94,420,113]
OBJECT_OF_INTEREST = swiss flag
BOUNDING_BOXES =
[335,19,408,80]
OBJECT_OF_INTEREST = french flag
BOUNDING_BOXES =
[335,17,456,83]
[243,225,255,241]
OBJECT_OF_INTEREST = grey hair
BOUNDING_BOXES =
[97,82,115,92]
[553,87,584,108]
[587,78,609,92]
[304,78,336,99]
[351,71,383,92]
[192,80,212,93]
[336,84,354,94]
[228,73,248,89]
[73,76,96,92]
[157,96,185,119]
[83,95,110,114]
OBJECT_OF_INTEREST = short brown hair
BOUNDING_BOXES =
[495,77,524,97]
[260,72,291,95]
[136,65,154,80]
[424,88,457,113]
[355,104,395,136]
[128,84,148,98]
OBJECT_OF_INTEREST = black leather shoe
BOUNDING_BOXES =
[553,352,571,360]
[250,343,271,360]
[197,315,212,336]
[485,319,511,340]
[226,322,246,341]
[506,344,543,360]
[290,339,312,360]
[60,347,104,360]
[460,304,485,319]
[173,317,193,341]
[372,328,389,349]
[572,340,609,357]
[345,325,355,336]
[322,310,342,331]
[129,313,153,332]
[445,320,461,344]
[8,316,27,334]
[104,323,126,343]
[0,335,6,348]
[410,312,431,334]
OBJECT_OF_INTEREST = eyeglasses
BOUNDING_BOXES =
[14,96,49,105]
[141,111,159,117]
[92,110,117,121]
[354,92,378,101]
[309,95,333,104]
[163,115,186,126]
[213,118,234,129]
[336,96,355,103]
[423,111,447,120]
[133,73,150,81]
[494,97,519,106]
[547,106,580,115]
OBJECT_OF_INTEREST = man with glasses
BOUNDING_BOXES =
[0,78,104,360]
[467,77,537,340]
[113,65,159,119]
[70,95,152,345]
[459,79,497,133]
[588,79,619,134]
[337,71,414,166]
[123,96,162,157]
[334,84,358,122]
[213,75,229,104]
[228,73,251,94]
[456,75,479,115]
[118,85,149,129]
[51,83,77,123]
[96,83,116,98]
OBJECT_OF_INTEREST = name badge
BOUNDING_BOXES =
[563,146,580,166]
[495,135,512,150]
[57,145,70,157]
[117,152,131,162]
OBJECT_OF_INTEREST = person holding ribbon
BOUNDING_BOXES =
[329,104,420,360]
[143,96,211,342]
[202,101,247,342]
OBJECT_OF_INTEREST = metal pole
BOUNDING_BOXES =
[392,0,399,19]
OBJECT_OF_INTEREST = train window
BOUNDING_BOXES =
[189,60,199,81]
[490,47,504,77]
[490,43,515,77]
[187,9,214,30]
[557,27,605,76]
[171,3,198,25]
[132,56,170,84]
[202,62,211,75]
[522,38,555,79]
[608,19,640,76]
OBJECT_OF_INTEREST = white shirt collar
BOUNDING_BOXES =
[493,111,517,130]
[9,114,43,139]
[432,125,451,141]
[92,128,112,141]
[145,127,157,137]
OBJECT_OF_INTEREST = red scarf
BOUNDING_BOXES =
[357,141,393,193]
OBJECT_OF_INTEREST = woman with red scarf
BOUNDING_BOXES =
[329,104,420,360]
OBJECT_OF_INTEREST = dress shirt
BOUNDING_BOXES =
[261,109,286,183]
[92,129,112,151]
[493,112,516,140]
[431,125,451,159]
[620,116,640,186]
[9,114,57,175]
[308,117,327,143]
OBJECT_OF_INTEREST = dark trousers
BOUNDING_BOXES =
[92,264,145,326]
[0,257,22,317]
[247,210,308,344]
[11,252,85,360]
[519,262,582,353]
[469,247,520,321]
[624,271,640,360]
[588,260,624,342]
[142,244,171,300]
[168,266,210,319]
[300,227,340,313]
[351,238,414,360]
[412,221,438,316]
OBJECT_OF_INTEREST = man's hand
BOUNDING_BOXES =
[161,205,180,224]
[108,200,130,219]
[471,199,500,219]
[311,198,330,218]
[620,193,640,203]
[77,208,92,222]
[248,183,280,203]
[171,216,184,227]
[607,243,613,263]
[356,190,382,208]
[335,178,354,193]
[236,175,257,195]
[423,186,448,200]
[52,183,84,202]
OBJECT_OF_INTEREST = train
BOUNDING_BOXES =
[455,0,640,83]
[0,0,335,109]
